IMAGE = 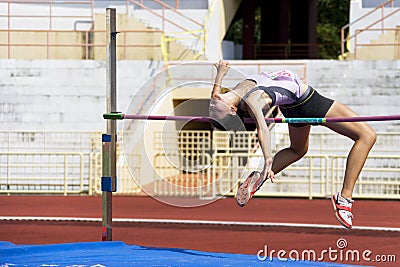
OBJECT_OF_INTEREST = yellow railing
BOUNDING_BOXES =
[0,131,142,195]
[90,152,142,195]
[153,152,400,199]
[152,151,331,199]
[153,153,212,197]
[152,130,400,199]
[332,155,400,199]
[1,130,400,199]
[0,130,101,152]
[0,152,85,195]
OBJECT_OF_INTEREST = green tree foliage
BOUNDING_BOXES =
[225,7,262,45]
[225,18,243,45]
[317,0,351,58]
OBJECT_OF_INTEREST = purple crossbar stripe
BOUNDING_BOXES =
[325,115,400,123]
[122,114,400,123]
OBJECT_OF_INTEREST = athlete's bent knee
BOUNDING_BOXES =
[366,130,377,147]
[360,129,377,149]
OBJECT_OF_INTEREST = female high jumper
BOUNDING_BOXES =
[209,60,376,229]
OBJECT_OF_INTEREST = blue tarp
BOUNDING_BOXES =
[0,241,360,267]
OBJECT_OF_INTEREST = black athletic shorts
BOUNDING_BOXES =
[279,86,334,127]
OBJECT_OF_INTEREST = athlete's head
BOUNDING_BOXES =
[209,94,244,131]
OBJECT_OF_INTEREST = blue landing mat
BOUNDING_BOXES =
[0,241,361,267]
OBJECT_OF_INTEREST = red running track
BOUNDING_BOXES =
[1,196,399,266]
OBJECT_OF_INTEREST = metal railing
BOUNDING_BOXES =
[90,152,141,195]
[125,0,207,60]
[209,153,331,199]
[253,43,320,59]
[0,0,95,29]
[0,0,95,59]
[152,130,400,199]
[153,153,212,197]
[0,130,101,152]
[0,130,142,195]
[0,0,205,60]
[0,152,85,195]
[341,0,400,58]
[132,0,184,9]
[0,29,162,60]
[1,130,400,199]
[332,155,400,199]
[127,0,203,35]
[276,131,400,155]
[166,61,308,83]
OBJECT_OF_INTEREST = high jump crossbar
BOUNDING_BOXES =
[104,113,400,124]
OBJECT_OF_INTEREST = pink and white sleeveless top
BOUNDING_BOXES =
[245,70,304,106]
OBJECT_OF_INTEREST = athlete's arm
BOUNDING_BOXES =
[211,60,230,98]
[247,98,275,182]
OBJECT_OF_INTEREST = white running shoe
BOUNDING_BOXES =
[331,192,354,229]
[236,171,265,207]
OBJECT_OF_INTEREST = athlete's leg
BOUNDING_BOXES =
[237,124,310,207]
[324,101,377,199]
[271,124,311,174]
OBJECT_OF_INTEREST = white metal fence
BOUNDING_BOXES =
[90,152,142,195]
[1,130,400,199]
[152,130,400,199]
[0,131,142,195]
[0,152,84,195]
[331,155,400,199]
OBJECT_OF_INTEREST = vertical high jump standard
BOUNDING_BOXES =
[102,8,117,241]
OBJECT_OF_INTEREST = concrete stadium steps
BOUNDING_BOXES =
[306,60,400,132]
[354,28,400,60]
[0,60,158,131]
[1,60,400,133]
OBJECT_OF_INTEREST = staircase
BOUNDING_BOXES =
[353,27,399,59]
[1,0,210,61]
[124,0,209,60]
[341,0,400,59]
[93,12,204,60]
